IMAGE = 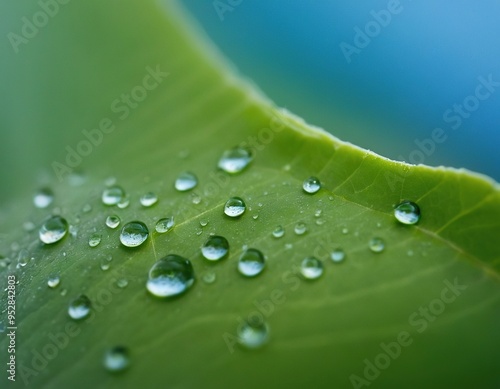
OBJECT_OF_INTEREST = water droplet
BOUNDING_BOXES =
[272,225,285,238]
[238,249,265,277]
[252,214,259,220]
[300,257,324,280]
[191,193,202,205]
[140,192,158,207]
[116,278,128,288]
[60,288,67,296]
[224,197,246,218]
[342,227,349,235]
[82,204,92,213]
[407,249,414,257]
[303,177,321,194]
[34,188,54,208]
[23,221,36,232]
[102,186,125,206]
[47,275,60,288]
[88,233,102,247]
[17,250,29,268]
[146,255,195,298]
[0,322,5,333]
[394,201,421,225]
[314,209,322,217]
[315,219,325,226]
[199,219,209,227]
[39,216,68,244]
[202,271,216,284]
[294,222,307,235]
[106,215,121,229]
[330,249,345,263]
[155,217,174,233]
[117,196,130,209]
[68,295,92,320]
[218,147,253,174]
[120,221,149,247]
[174,172,198,192]
[201,236,229,261]
[104,346,130,372]
[369,237,385,253]
[237,316,269,349]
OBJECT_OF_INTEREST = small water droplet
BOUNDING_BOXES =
[224,197,246,218]
[23,221,36,232]
[120,221,149,247]
[342,227,349,235]
[155,217,174,233]
[88,233,102,247]
[146,254,195,298]
[252,214,259,220]
[407,249,414,257]
[106,215,121,229]
[34,188,54,208]
[314,209,322,217]
[47,275,60,288]
[202,271,216,284]
[39,216,68,244]
[369,237,385,253]
[199,219,209,227]
[102,186,125,206]
[175,172,198,192]
[237,316,269,349]
[140,192,158,207]
[201,236,229,261]
[303,177,321,194]
[191,193,202,205]
[272,225,285,238]
[294,222,307,235]
[60,288,67,296]
[82,204,92,213]
[300,257,323,280]
[117,196,130,209]
[218,147,253,174]
[116,278,128,288]
[315,219,325,226]
[104,346,130,372]
[68,295,92,320]
[238,248,265,277]
[330,249,345,263]
[394,201,421,225]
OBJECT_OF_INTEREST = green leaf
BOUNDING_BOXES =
[1,1,499,388]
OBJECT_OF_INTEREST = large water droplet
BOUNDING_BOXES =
[88,233,102,247]
[369,237,385,253]
[106,215,121,229]
[120,221,149,247]
[394,201,420,225]
[39,216,68,244]
[237,316,269,349]
[175,172,198,192]
[102,186,125,206]
[155,217,174,233]
[47,275,60,288]
[238,249,265,277]
[34,188,54,208]
[146,255,195,298]
[300,257,323,280]
[68,295,92,320]
[330,249,346,263]
[218,147,253,174]
[224,197,246,217]
[104,346,130,373]
[201,236,229,261]
[294,222,307,235]
[140,192,158,207]
[302,177,321,194]
[272,225,285,238]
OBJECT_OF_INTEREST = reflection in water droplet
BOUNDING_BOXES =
[39,216,68,244]
[155,217,174,233]
[294,222,307,235]
[201,236,229,261]
[106,215,121,229]
[224,197,246,217]
[237,316,269,349]
[47,275,60,288]
[104,346,130,372]
[272,225,285,238]
[68,295,92,320]
[218,147,253,174]
[146,255,195,297]
[140,192,158,207]
[88,233,102,248]
[330,249,345,263]
[302,177,321,194]
[238,249,265,277]
[394,201,421,225]
[175,172,198,192]
[300,257,323,280]
[369,237,385,253]
[34,188,54,209]
[102,186,125,206]
[120,222,149,247]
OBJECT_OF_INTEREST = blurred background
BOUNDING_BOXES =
[179,0,500,182]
